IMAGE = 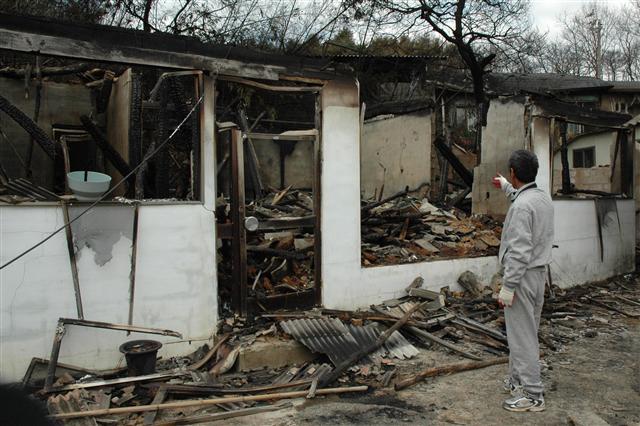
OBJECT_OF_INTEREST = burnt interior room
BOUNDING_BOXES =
[0,51,203,202]
[213,79,321,319]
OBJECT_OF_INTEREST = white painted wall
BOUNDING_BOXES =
[552,131,615,169]
[0,76,218,383]
[321,86,635,311]
[472,99,526,216]
[0,203,218,382]
[321,79,499,310]
[551,199,635,287]
[361,112,431,199]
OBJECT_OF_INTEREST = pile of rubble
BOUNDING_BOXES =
[361,192,502,266]
[246,188,315,297]
[31,272,639,424]
[216,187,316,308]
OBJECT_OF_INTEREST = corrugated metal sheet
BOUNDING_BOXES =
[281,318,360,366]
[348,324,419,360]
[280,318,418,366]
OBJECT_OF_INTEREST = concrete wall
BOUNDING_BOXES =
[361,112,431,199]
[551,199,635,287]
[252,139,314,189]
[0,203,218,381]
[552,167,612,193]
[472,98,526,217]
[319,87,635,310]
[0,76,219,383]
[0,78,92,188]
[320,79,500,310]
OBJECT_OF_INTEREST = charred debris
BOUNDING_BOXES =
[28,274,639,424]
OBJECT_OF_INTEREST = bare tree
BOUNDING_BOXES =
[539,1,640,81]
[351,0,531,158]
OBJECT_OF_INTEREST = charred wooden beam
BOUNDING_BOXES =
[361,188,409,213]
[79,115,133,179]
[0,62,92,78]
[558,121,571,194]
[434,137,474,187]
[247,246,309,260]
[394,356,509,391]
[58,318,182,338]
[0,93,57,159]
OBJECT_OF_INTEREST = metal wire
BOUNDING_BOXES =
[0,96,204,271]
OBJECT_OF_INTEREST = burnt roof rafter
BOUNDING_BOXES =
[0,13,345,81]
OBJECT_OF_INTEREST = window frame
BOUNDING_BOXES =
[572,146,595,168]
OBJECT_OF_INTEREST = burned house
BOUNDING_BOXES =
[0,12,637,394]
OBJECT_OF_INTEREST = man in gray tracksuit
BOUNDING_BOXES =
[493,149,554,412]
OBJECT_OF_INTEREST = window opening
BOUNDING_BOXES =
[573,147,595,168]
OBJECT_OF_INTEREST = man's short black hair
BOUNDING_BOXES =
[508,149,538,183]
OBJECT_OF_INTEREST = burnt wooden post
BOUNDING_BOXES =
[62,203,83,319]
[559,120,571,194]
[313,94,322,307]
[230,129,248,316]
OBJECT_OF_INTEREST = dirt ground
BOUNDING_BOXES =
[219,304,640,426]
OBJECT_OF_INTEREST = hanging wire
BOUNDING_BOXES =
[0,95,204,271]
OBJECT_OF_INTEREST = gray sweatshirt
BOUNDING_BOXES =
[498,181,554,291]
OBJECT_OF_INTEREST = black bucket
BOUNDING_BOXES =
[119,340,163,376]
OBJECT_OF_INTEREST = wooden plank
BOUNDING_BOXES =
[201,75,216,210]
[218,75,322,92]
[127,205,139,329]
[257,215,315,231]
[49,386,368,419]
[106,68,132,197]
[0,28,283,80]
[154,403,291,426]
[143,386,168,425]
[230,129,248,316]
[407,326,482,361]
[48,371,187,393]
[59,317,182,338]
[312,93,322,306]
[248,131,317,141]
[394,357,509,391]
[62,204,83,319]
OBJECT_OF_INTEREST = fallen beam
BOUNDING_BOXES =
[154,402,292,426]
[58,318,182,338]
[361,188,409,213]
[407,326,482,361]
[584,297,640,318]
[0,93,57,159]
[49,385,368,420]
[158,378,313,395]
[47,370,187,393]
[0,62,92,78]
[434,138,474,187]
[80,115,133,180]
[394,356,509,391]
[247,246,309,260]
[187,334,229,371]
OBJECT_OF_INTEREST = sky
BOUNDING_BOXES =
[531,0,632,38]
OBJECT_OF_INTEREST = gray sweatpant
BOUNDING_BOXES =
[505,266,546,397]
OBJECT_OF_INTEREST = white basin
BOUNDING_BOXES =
[67,171,112,201]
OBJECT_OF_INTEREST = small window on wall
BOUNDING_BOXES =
[573,147,595,168]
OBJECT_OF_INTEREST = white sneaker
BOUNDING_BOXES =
[503,390,545,412]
